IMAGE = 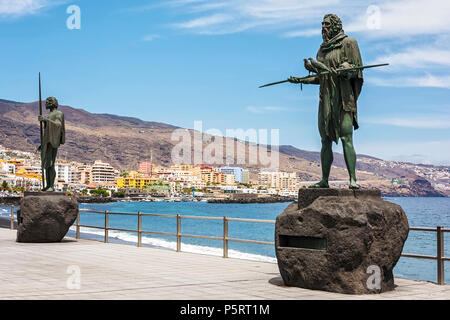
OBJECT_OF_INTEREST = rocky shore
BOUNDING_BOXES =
[373,179,446,197]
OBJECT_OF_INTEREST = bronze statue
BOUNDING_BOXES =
[37,96,65,191]
[260,14,388,189]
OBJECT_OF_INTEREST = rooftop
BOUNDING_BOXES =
[0,228,448,300]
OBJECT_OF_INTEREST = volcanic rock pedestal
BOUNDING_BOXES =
[16,193,79,243]
[275,188,409,294]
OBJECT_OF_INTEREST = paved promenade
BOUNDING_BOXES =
[0,228,449,300]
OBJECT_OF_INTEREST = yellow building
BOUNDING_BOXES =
[117,176,159,190]
[15,166,42,180]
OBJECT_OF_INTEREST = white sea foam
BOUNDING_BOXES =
[0,208,10,217]
[69,226,277,263]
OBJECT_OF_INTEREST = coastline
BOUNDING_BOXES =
[0,192,447,207]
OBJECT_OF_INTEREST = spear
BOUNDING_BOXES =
[259,63,389,88]
[39,72,45,190]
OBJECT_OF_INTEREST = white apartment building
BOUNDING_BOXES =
[55,163,72,183]
[91,160,116,184]
[258,171,299,192]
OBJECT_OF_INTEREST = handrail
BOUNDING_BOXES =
[5,205,448,285]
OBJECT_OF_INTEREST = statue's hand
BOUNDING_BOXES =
[288,76,301,84]
[38,115,47,122]
[340,61,352,69]
[329,67,338,76]
[339,62,355,80]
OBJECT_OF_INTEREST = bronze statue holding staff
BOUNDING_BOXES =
[37,90,65,192]
[260,14,388,189]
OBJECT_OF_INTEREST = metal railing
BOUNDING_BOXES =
[4,205,449,285]
[401,226,449,285]
[74,209,275,259]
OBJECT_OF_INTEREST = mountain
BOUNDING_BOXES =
[0,99,447,196]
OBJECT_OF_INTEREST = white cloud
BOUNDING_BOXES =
[0,0,48,17]
[346,0,450,38]
[283,28,320,38]
[371,47,450,70]
[357,140,450,165]
[363,116,450,129]
[368,74,450,89]
[169,0,353,35]
[174,13,232,29]
[164,0,450,38]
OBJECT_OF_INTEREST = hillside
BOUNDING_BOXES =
[0,99,447,196]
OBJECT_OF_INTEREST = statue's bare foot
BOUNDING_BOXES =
[349,180,359,189]
[308,180,329,188]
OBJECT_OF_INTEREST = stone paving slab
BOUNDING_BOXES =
[0,228,448,300]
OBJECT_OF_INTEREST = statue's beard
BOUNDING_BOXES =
[322,27,339,41]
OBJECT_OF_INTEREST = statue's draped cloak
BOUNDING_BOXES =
[42,110,65,168]
[316,31,363,144]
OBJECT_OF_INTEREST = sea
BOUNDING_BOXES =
[1,197,449,283]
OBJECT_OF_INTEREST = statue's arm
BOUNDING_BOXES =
[302,75,320,85]
[46,113,64,127]
[288,75,319,85]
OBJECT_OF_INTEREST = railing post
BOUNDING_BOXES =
[137,211,142,247]
[10,206,14,230]
[176,214,181,252]
[76,210,80,239]
[104,210,109,243]
[223,216,228,258]
[437,226,444,285]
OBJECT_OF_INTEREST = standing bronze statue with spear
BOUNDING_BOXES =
[37,74,65,192]
[260,14,388,189]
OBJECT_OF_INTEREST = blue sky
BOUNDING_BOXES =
[0,0,449,165]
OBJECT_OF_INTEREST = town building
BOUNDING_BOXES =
[55,162,72,183]
[258,171,299,192]
[91,160,116,184]
[138,162,153,176]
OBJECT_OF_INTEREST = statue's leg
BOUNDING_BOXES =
[321,137,333,184]
[42,144,51,191]
[46,147,58,192]
[309,137,332,188]
[340,112,358,189]
[47,167,56,191]
[43,168,50,191]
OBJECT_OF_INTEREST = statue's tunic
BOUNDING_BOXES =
[42,110,65,169]
[316,32,363,143]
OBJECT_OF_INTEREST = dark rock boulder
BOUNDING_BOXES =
[275,188,409,294]
[16,194,79,243]
[409,179,444,197]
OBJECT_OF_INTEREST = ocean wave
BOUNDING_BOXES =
[0,207,10,217]
[69,226,277,264]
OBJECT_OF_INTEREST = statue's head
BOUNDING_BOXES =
[322,14,343,41]
[45,97,58,110]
